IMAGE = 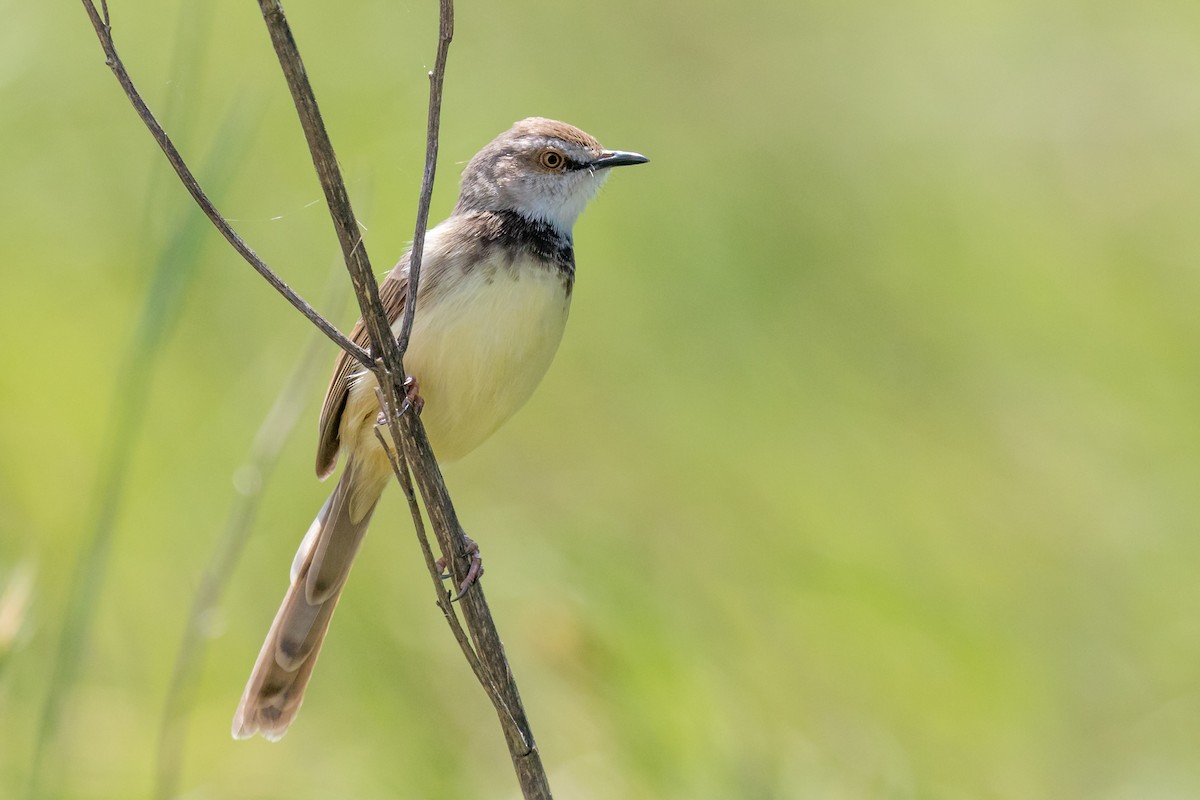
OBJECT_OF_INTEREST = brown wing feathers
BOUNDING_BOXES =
[315,269,409,479]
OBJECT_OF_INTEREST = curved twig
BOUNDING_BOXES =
[78,0,370,368]
[79,0,554,796]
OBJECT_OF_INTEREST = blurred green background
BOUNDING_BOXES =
[3,0,1200,797]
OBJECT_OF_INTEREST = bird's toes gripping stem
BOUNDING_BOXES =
[374,376,425,428]
[436,532,484,601]
[372,376,424,431]
[400,375,424,417]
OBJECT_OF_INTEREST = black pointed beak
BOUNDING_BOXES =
[592,150,649,169]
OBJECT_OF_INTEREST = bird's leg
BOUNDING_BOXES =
[399,375,424,417]
[437,531,484,600]
[374,376,424,427]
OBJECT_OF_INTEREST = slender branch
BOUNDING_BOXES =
[255,2,552,795]
[391,414,549,785]
[82,0,553,795]
[256,0,397,378]
[371,390,526,740]
[396,0,454,355]
[372,413,486,686]
[78,0,371,368]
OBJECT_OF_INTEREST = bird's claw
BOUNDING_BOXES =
[399,375,424,417]
[436,533,484,601]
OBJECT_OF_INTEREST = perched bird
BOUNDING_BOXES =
[232,117,647,740]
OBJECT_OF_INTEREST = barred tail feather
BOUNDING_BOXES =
[232,460,382,740]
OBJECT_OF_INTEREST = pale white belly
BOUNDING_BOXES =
[343,257,571,465]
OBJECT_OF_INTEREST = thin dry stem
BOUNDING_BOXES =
[254,5,550,789]
[82,0,553,796]
[371,414,486,685]
[78,0,371,369]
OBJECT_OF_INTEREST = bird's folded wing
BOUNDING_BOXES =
[315,265,409,479]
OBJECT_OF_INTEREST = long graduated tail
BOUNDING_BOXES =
[232,457,386,740]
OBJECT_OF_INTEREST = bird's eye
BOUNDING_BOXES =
[538,149,565,170]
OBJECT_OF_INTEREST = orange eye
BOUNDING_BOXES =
[539,149,565,170]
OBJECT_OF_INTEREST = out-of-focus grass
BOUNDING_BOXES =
[4,0,1200,798]
[22,94,261,800]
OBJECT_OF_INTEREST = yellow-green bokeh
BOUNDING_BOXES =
[3,0,1200,797]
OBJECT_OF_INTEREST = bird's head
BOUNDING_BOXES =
[455,117,648,233]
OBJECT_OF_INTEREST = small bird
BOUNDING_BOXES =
[232,118,647,740]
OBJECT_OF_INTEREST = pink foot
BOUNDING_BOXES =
[436,533,484,600]
[401,375,424,416]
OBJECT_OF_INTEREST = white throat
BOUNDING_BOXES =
[509,169,611,232]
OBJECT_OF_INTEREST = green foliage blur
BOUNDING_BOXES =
[4,0,1200,797]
